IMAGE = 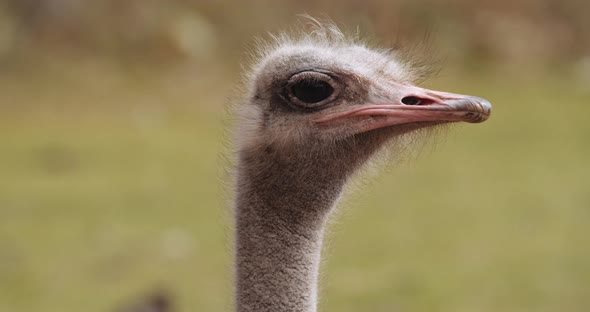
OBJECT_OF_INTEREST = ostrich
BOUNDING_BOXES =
[232,20,491,312]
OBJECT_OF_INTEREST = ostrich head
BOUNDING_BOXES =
[233,20,492,312]
[236,23,490,171]
[234,20,491,216]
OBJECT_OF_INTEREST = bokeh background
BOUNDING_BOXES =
[1,1,589,311]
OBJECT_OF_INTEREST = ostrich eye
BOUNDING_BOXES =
[286,71,339,109]
[291,79,334,104]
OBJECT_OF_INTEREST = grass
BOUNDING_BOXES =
[0,64,589,312]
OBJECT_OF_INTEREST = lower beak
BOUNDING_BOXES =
[316,85,492,132]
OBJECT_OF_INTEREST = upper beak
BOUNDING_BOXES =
[315,83,492,132]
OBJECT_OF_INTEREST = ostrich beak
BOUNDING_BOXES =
[316,84,492,132]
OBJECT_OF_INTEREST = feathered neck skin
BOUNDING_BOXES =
[234,134,383,312]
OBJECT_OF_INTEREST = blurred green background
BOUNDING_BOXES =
[0,1,589,311]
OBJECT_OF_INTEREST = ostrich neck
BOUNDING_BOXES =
[234,146,352,312]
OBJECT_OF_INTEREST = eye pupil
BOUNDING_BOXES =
[291,79,334,104]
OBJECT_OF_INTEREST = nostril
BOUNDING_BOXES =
[401,96,421,105]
